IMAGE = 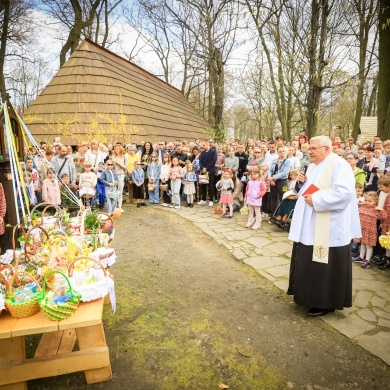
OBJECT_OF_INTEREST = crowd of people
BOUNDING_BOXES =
[23,130,390,271]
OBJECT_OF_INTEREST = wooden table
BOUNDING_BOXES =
[0,299,112,389]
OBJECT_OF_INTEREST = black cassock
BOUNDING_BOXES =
[287,242,352,310]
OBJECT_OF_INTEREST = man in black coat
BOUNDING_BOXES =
[235,144,248,179]
[198,140,218,206]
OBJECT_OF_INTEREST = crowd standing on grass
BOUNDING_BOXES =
[22,132,390,271]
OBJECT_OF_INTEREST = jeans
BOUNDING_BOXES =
[200,173,215,201]
[148,180,160,203]
[270,179,287,215]
[105,186,117,213]
[116,173,125,208]
[171,179,182,205]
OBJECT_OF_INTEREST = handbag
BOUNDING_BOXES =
[160,183,168,191]
[148,183,156,191]
[107,187,119,200]
[198,172,209,184]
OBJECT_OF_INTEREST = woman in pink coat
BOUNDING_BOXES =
[41,169,61,205]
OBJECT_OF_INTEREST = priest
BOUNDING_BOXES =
[287,136,361,317]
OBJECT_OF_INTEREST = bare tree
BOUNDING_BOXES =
[40,0,103,67]
[346,0,378,139]
[164,0,239,142]
[0,0,34,101]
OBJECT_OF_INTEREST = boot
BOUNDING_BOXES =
[379,257,390,270]
[251,222,261,230]
[245,220,254,228]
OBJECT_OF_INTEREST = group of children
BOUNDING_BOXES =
[352,177,390,270]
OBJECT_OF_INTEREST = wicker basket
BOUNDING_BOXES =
[215,205,223,215]
[68,257,114,303]
[160,184,168,191]
[239,205,249,216]
[5,271,41,318]
[39,270,81,321]
[0,265,12,316]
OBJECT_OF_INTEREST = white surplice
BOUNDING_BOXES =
[289,153,361,247]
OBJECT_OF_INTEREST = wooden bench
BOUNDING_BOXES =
[0,299,112,389]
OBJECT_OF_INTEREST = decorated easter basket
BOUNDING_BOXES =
[39,270,81,321]
[68,257,116,311]
[5,271,41,318]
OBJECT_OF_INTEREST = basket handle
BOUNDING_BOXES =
[41,204,61,226]
[12,223,27,264]
[68,256,107,277]
[41,270,73,299]
[24,226,49,245]
[97,212,113,227]
[0,264,13,290]
[7,270,42,297]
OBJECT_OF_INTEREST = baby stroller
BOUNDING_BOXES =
[268,191,297,232]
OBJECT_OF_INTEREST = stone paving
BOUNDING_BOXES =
[155,204,390,366]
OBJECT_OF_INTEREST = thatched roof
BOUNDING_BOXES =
[358,116,377,143]
[23,39,210,145]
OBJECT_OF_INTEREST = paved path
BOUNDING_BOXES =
[142,204,390,366]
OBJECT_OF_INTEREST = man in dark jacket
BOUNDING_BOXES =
[198,140,218,206]
[235,144,248,179]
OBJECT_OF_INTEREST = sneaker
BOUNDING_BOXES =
[189,203,193,208]
[245,221,253,228]
[352,256,363,263]
[361,260,370,269]
[208,201,214,207]
[161,203,168,207]
[174,204,180,209]
[197,200,206,205]
[137,203,141,208]
[220,214,226,218]
[141,203,147,206]
[251,223,261,230]
[225,215,232,218]
[120,208,125,213]
[371,255,383,264]
[169,204,175,208]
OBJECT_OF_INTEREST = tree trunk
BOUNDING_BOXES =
[306,0,329,138]
[377,0,390,139]
[352,0,376,140]
[0,0,10,102]
[211,48,225,142]
[366,74,378,116]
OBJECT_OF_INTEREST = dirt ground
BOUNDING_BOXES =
[29,207,390,390]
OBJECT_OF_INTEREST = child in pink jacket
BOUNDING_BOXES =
[245,167,267,230]
[42,169,61,205]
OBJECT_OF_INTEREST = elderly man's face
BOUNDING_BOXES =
[309,140,329,164]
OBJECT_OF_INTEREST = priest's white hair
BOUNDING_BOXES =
[310,135,332,148]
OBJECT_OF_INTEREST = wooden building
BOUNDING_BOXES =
[23,39,210,145]
[358,116,377,143]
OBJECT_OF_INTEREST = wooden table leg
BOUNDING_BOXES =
[0,337,28,390]
[76,323,112,384]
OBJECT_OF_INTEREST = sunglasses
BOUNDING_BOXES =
[107,164,113,166]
